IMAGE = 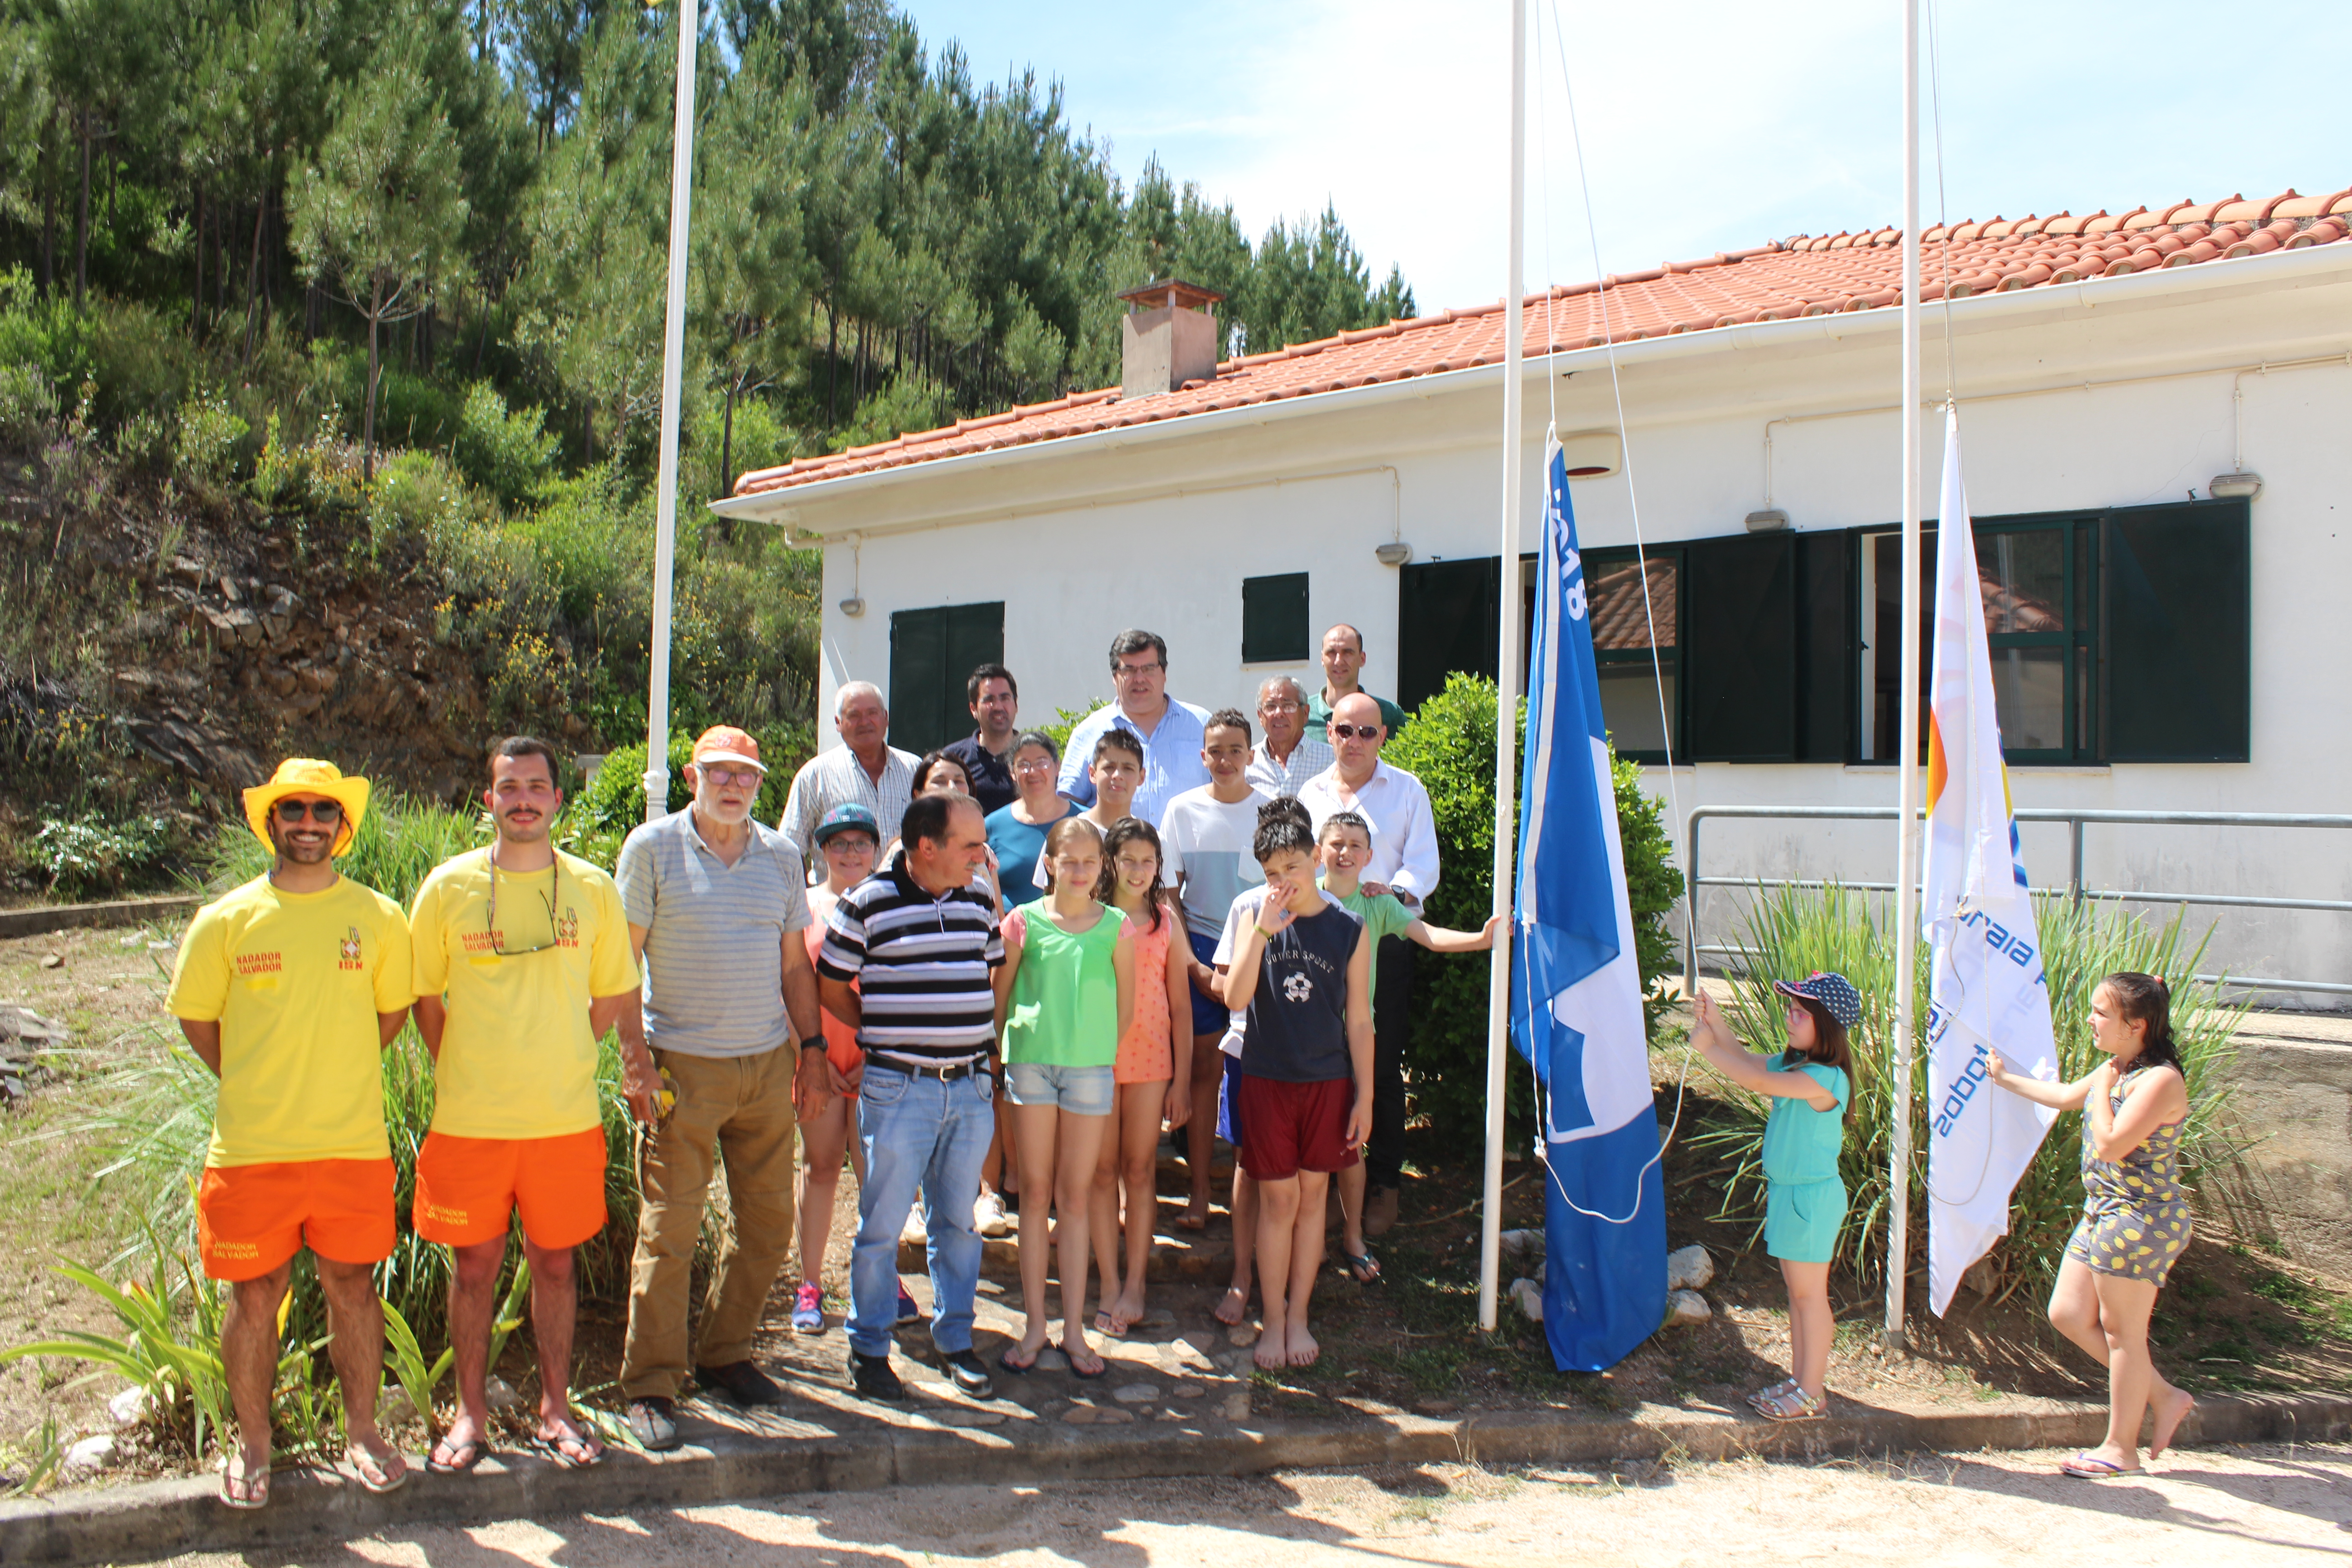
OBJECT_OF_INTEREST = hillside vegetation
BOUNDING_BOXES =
[0,0,1414,901]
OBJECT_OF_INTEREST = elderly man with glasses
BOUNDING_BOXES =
[1296,694,1440,1239]
[1245,675,1335,797]
[779,682,921,867]
[1055,629,1211,828]
[612,726,828,1451]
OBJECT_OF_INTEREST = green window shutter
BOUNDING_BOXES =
[2101,501,2250,762]
[1795,532,1852,762]
[1686,534,1797,761]
[887,602,1004,755]
[1241,573,1310,663]
[1396,556,1500,714]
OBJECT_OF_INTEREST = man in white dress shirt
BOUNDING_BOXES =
[1244,675,1335,798]
[778,683,919,866]
[1295,692,1440,1237]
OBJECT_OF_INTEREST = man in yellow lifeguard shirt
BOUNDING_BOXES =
[408,735,645,1475]
[166,758,414,1510]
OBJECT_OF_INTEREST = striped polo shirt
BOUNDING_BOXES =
[816,862,1004,1069]
[615,808,811,1058]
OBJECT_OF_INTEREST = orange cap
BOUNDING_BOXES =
[691,725,765,773]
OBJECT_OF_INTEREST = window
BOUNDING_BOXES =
[1396,556,1503,713]
[1584,547,1682,761]
[1241,572,1310,663]
[2104,501,2250,761]
[887,602,1004,755]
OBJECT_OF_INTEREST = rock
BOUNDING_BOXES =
[377,1387,416,1426]
[930,1407,1006,1428]
[1032,1347,1069,1373]
[1962,1254,2002,1297]
[1139,1308,1176,1328]
[1663,1289,1712,1328]
[39,955,62,970]
[1415,1398,1458,1415]
[62,1435,115,1475]
[1173,1382,1206,1399]
[0,1006,64,1043]
[1225,1322,1259,1348]
[1498,1228,1545,1259]
[1220,1391,1251,1422]
[1094,1406,1136,1425]
[1111,1382,1159,1404]
[485,1376,522,1411]
[1508,1277,1544,1323]
[1666,1244,1715,1292]
[1180,1330,1221,1357]
[106,1386,153,1427]
[1062,1405,1098,1425]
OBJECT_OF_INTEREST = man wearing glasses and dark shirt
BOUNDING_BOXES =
[407,736,646,1475]
[941,663,1022,815]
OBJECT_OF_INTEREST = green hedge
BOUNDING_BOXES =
[1382,674,1685,1147]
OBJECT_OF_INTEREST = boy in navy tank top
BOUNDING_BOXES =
[1218,809,1372,1372]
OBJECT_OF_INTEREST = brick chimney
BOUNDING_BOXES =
[1117,278,1225,400]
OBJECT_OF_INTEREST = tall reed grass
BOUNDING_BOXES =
[1685,884,2249,1304]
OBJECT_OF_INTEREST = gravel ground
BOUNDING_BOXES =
[159,1441,2352,1566]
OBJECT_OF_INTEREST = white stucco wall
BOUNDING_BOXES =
[722,250,2352,1003]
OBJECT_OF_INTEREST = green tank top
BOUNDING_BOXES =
[1001,904,1127,1067]
[1760,1058,1850,1185]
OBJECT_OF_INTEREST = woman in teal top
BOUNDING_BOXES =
[992,816,1132,1378]
[984,731,1078,909]
[1690,971,1861,1424]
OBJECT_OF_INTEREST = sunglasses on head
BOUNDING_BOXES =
[274,799,343,823]
[1329,723,1381,740]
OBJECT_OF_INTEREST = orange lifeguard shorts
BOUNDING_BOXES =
[197,1157,397,1282]
[413,1126,609,1250]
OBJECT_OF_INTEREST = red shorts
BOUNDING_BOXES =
[197,1158,396,1282]
[413,1126,608,1250]
[1235,1074,1359,1181]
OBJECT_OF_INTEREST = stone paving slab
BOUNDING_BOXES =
[4,1378,2345,1568]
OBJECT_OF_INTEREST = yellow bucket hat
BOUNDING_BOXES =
[242,758,371,858]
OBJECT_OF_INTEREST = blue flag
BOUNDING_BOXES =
[1510,438,1667,1372]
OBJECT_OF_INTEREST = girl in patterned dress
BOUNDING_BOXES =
[1088,817,1193,1334]
[1988,971,2195,1479]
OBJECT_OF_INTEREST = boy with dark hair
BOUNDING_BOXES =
[1215,804,1372,1371]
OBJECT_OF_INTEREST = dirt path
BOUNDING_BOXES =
[153,1443,2352,1566]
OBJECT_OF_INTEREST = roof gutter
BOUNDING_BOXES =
[710,240,2352,538]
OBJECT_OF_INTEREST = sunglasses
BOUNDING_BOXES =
[1329,724,1382,740]
[274,799,343,823]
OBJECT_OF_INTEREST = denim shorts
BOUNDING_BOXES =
[1003,1060,1117,1116]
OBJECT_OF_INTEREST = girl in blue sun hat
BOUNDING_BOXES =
[1689,970,1862,1423]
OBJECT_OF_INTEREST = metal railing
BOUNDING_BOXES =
[1683,805,2352,1000]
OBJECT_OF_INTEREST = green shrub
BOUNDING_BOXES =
[0,360,56,448]
[1380,673,1685,1145]
[367,449,478,552]
[1039,700,1109,760]
[29,811,171,899]
[451,381,558,508]
[1686,884,2247,1302]
[174,385,251,483]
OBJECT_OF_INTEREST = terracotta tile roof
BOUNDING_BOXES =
[733,186,2352,500]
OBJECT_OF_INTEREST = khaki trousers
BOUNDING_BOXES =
[619,1044,798,1400]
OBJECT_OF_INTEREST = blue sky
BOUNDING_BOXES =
[904,0,2351,316]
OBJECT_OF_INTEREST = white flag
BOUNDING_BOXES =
[1922,409,2061,1316]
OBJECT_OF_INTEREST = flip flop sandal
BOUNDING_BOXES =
[1338,1248,1382,1284]
[218,1455,270,1510]
[1063,1343,1107,1379]
[997,1347,1040,1375]
[530,1431,604,1470]
[2060,1453,2144,1479]
[346,1446,410,1494]
[1093,1310,1129,1336]
[426,1436,484,1476]
[1757,1386,1827,1421]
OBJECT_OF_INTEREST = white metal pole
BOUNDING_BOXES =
[1477,0,1528,1336]
[1886,0,1923,1353]
[643,0,700,824]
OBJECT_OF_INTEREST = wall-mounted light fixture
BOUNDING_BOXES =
[1375,542,1414,567]
[838,532,866,616]
[1745,508,1791,532]
[838,595,866,616]
[2208,471,2263,500]
[1557,428,1622,479]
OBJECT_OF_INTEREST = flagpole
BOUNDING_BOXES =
[1477,0,1528,1337]
[642,0,699,825]
[1886,0,1923,1354]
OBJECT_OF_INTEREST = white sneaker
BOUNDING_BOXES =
[900,1203,928,1246]
[973,1189,1009,1237]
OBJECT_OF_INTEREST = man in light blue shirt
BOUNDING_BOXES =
[1056,628,1211,828]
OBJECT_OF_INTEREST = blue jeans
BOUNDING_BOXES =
[849,1063,996,1358]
